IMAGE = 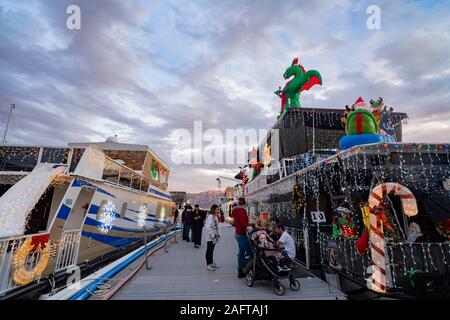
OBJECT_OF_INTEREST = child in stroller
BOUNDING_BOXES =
[251,230,291,272]
[245,224,301,295]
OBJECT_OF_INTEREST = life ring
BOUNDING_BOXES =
[368,182,418,217]
[12,234,50,286]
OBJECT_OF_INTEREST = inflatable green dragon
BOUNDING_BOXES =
[274,58,322,114]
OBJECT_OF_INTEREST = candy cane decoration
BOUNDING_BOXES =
[368,212,387,293]
[367,182,418,293]
[368,182,418,217]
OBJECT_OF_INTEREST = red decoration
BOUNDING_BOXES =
[30,234,50,252]
[356,230,369,255]
[354,97,364,105]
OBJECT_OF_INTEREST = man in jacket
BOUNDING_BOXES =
[232,197,254,278]
[182,205,194,242]
[192,204,206,248]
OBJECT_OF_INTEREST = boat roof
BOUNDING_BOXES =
[68,141,169,170]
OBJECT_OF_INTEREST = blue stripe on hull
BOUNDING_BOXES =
[81,231,141,248]
[56,204,71,220]
[72,179,116,198]
[148,188,172,200]
[83,217,160,234]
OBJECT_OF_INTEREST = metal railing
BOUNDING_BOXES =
[0,233,46,296]
[318,233,371,283]
[318,232,450,290]
[387,242,450,289]
[55,229,81,272]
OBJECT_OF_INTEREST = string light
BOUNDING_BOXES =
[12,236,50,286]
[138,203,148,228]
[0,165,65,237]
[246,114,450,292]
[427,243,437,271]
[97,201,116,233]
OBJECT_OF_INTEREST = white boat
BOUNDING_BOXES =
[0,137,175,297]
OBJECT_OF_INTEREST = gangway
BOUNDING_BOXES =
[88,224,346,300]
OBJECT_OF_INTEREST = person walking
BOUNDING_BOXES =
[182,205,194,242]
[192,204,205,248]
[173,206,180,226]
[232,197,254,278]
[205,204,220,271]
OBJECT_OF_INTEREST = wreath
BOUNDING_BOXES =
[12,234,50,286]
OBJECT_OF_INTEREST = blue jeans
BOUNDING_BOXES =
[281,250,293,264]
[183,224,192,242]
[235,234,253,270]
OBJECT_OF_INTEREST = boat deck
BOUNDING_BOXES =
[110,223,346,300]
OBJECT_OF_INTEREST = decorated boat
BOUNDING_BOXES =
[0,137,174,298]
[245,58,450,299]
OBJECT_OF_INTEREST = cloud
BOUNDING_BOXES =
[0,0,449,192]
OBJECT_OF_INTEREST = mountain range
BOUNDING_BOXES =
[187,190,224,209]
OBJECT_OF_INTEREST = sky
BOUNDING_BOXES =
[0,0,450,193]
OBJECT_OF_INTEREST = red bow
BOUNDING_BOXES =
[30,234,50,252]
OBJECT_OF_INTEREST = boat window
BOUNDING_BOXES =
[102,160,121,184]
[104,150,146,170]
[69,148,85,173]
[119,169,132,188]
[120,202,128,219]
[140,178,150,193]
[96,200,108,220]
[0,146,39,172]
[131,174,141,190]
[41,148,69,164]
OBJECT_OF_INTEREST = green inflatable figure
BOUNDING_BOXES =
[344,98,379,135]
[274,57,322,115]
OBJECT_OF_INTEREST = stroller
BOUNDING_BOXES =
[244,229,301,296]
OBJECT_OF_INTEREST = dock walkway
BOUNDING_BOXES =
[112,223,346,300]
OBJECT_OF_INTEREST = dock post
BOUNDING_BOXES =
[143,226,152,270]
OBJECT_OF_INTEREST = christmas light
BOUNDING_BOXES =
[97,201,116,233]
[138,203,148,227]
[12,236,50,286]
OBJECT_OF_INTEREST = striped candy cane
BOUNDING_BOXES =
[368,212,387,293]
[367,182,418,293]
[368,182,418,217]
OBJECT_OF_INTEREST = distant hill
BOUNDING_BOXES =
[187,190,223,209]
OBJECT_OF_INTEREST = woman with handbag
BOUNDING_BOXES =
[205,204,220,271]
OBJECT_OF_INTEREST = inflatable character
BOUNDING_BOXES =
[339,97,396,149]
[274,58,322,115]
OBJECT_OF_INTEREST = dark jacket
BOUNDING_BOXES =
[193,209,206,226]
[182,209,194,225]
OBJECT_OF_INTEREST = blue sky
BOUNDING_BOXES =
[0,0,450,192]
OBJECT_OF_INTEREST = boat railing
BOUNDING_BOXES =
[318,232,371,285]
[318,232,450,291]
[386,241,450,290]
[55,229,82,272]
[0,232,49,296]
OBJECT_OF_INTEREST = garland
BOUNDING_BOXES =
[292,184,305,213]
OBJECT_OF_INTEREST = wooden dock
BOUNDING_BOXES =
[111,223,346,300]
